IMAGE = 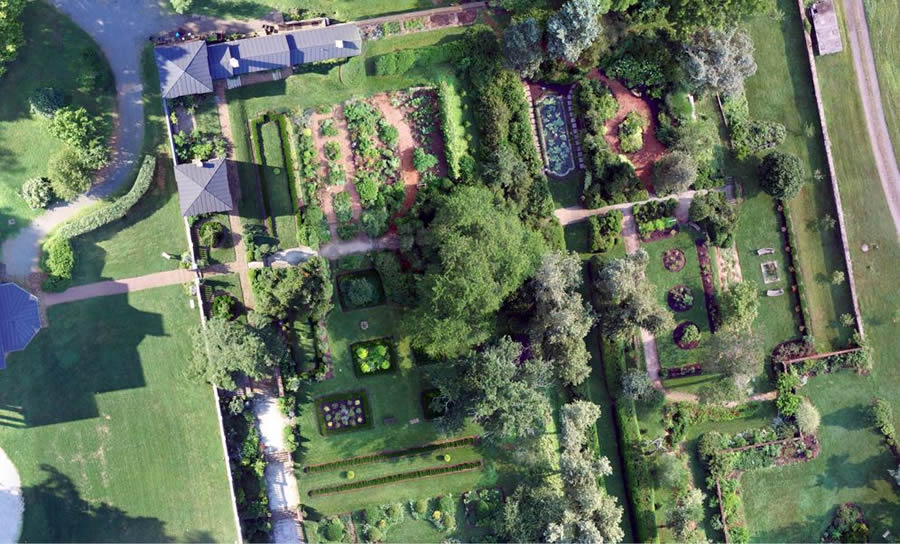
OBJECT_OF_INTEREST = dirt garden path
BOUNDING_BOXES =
[0,447,23,543]
[371,94,422,215]
[587,71,666,189]
[843,0,900,237]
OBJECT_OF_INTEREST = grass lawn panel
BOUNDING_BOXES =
[192,94,222,134]
[862,0,900,159]
[642,231,712,369]
[69,161,186,285]
[290,318,319,373]
[742,1,854,349]
[548,170,585,209]
[0,2,115,243]
[260,164,297,244]
[0,286,236,542]
[202,214,236,265]
[740,375,899,542]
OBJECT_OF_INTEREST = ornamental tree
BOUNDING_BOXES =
[759,151,806,200]
[653,151,698,195]
[19,177,54,209]
[546,0,606,63]
[681,27,757,96]
[189,317,287,389]
[720,280,759,330]
[503,18,545,78]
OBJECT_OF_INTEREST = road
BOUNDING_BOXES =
[843,0,900,237]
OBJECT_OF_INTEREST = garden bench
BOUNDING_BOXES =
[766,289,785,296]
[756,247,775,255]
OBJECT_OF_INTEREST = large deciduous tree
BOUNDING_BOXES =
[189,317,287,389]
[706,329,763,389]
[253,256,333,321]
[666,487,706,541]
[593,249,675,339]
[0,0,26,77]
[503,18,545,78]
[652,151,698,195]
[668,0,769,36]
[719,280,759,330]
[689,190,738,247]
[402,186,545,358]
[546,0,606,63]
[528,251,596,386]
[759,151,806,200]
[681,27,757,96]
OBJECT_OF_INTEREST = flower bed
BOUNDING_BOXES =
[350,337,396,377]
[663,363,702,379]
[673,321,701,349]
[633,198,678,240]
[663,248,686,271]
[316,390,373,435]
[667,284,694,311]
[536,94,575,177]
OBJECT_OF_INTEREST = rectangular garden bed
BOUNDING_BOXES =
[536,94,576,177]
[337,269,386,311]
[315,390,374,435]
[350,337,397,377]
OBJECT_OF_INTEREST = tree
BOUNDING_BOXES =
[706,329,763,385]
[19,176,54,209]
[29,87,67,118]
[796,398,820,436]
[560,400,601,452]
[667,0,768,35]
[48,106,110,170]
[889,464,900,488]
[48,148,92,200]
[501,485,567,543]
[666,488,705,541]
[430,336,552,440]
[342,277,377,307]
[546,0,606,63]
[503,18,545,78]
[621,368,663,405]
[720,280,759,330]
[170,0,193,13]
[759,151,806,201]
[529,252,596,386]
[402,186,545,358]
[189,317,287,389]
[682,27,757,96]
[252,257,333,321]
[593,249,675,340]
[0,0,26,77]
[655,454,689,489]
[689,191,738,247]
[652,151,698,195]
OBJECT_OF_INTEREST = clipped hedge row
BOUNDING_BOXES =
[304,436,478,473]
[56,155,157,239]
[437,79,470,180]
[308,461,482,496]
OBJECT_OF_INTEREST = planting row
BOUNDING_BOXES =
[307,461,483,496]
[303,436,478,473]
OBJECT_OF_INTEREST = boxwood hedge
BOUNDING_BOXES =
[308,461,482,496]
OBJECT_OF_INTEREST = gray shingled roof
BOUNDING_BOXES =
[286,24,362,65]
[208,43,235,79]
[155,41,214,98]
[0,283,41,369]
[174,159,234,216]
[810,0,843,55]
[225,34,292,76]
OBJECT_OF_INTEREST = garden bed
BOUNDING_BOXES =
[350,337,397,377]
[663,363,702,379]
[695,238,720,332]
[673,321,701,350]
[315,390,373,435]
[663,248,686,271]
[336,269,386,311]
[535,94,575,177]
[667,284,694,312]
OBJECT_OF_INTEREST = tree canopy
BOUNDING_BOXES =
[546,0,606,63]
[682,27,757,96]
[706,329,763,389]
[503,18,545,78]
[719,280,759,330]
[667,0,769,36]
[689,191,739,247]
[189,317,287,389]
[593,249,675,339]
[759,151,806,200]
[252,256,333,321]
[653,151,698,195]
[0,0,26,77]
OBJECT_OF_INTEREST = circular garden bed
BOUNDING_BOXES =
[663,248,686,271]
[667,285,694,312]
[673,321,701,350]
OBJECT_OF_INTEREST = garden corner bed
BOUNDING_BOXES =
[316,390,373,435]
[350,337,397,377]
[536,94,575,177]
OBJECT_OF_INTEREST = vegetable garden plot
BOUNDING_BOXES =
[536,95,576,177]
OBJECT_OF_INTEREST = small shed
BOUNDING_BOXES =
[810,0,843,55]
[0,283,41,369]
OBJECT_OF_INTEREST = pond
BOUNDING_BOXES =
[536,94,576,177]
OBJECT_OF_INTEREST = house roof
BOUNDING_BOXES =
[207,43,235,79]
[810,0,843,55]
[225,34,292,75]
[173,159,234,216]
[155,40,214,98]
[286,24,362,65]
[0,283,41,369]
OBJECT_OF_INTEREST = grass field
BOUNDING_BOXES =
[862,0,900,159]
[742,0,854,349]
[548,170,585,208]
[0,2,115,243]
[186,0,453,21]
[0,287,236,542]
[258,121,298,244]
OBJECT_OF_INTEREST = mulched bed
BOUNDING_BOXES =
[664,363,702,379]
[667,284,694,312]
[641,226,679,243]
[695,238,720,332]
[673,321,701,350]
[456,9,478,24]
[663,248,686,271]
[775,434,820,465]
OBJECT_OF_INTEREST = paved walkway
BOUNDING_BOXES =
[843,0,900,237]
[42,268,196,307]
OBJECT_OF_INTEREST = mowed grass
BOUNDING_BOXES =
[548,170,585,209]
[186,0,452,21]
[69,161,186,285]
[862,0,900,159]
[0,287,236,542]
[0,2,115,242]
[742,0,854,349]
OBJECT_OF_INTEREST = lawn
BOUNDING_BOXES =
[185,0,453,21]
[742,0,855,349]
[642,231,713,370]
[0,286,236,542]
[69,161,186,285]
[548,170,585,209]
[0,1,115,243]
[862,0,900,159]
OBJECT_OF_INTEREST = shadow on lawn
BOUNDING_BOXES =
[20,464,215,542]
[820,404,870,431]
[0,294,164,428]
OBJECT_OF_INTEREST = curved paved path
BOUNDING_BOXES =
[843,0,900,237]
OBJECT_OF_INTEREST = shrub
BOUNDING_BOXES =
[211,295,236,320]
[29,87,67,118]
[41,236,75,292]
[324,140,341,161]
[48,106,109,169]
[437,79,469,180]
[333,191,353,222]
[732,119,786,158]
[19,177,54,209]
[48,148,92,201]
[337,222,358,240]
[776,371,802,416]
[346,470,355,480]
[759,151,806,200]
[871,399,896,445]
[377,119,399,148]
[341,277,378,307]
[375,54,398,76]
[361,207,390,238]
[56,155,156,238]
[412,147,438,172]
[618,111,647,153]
[198,220,225,247]
[577,77,618,134]
[589,210,623,252]
[319,118,338,137]
[324,518,345,541]
[679,324,701,345]
[355,176,379,207]
[653,151,698,195]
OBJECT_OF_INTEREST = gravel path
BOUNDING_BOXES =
[553,187,725,226]
[843,0,900,237]
[0,447,23,543]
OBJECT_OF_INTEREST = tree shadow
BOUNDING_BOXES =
[819,404,870,431]
[0,293,165,428]
[20,464,215,542]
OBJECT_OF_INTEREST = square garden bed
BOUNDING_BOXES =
[337,269,386,311]
[315,390,373,435]
[350,337,397,377]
